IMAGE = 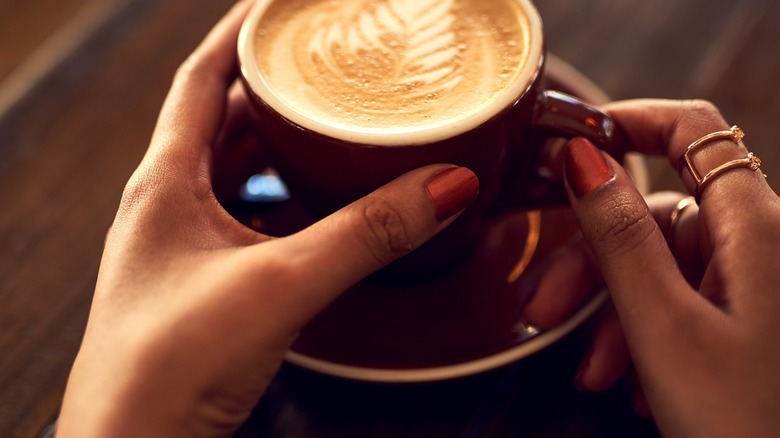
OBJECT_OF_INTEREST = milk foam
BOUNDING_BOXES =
[244,0,542,145]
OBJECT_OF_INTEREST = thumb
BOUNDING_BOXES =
[243,164,479,326]
[563,138,697,345]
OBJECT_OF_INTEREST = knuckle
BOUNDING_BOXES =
[676,99,726,129]
[117,163,177,222]
[174,56,221,91]
[119,168,163,213]
[118,155,213,218]
[174,56,204,82]
[356,196,415,266]
[591,193,657,258]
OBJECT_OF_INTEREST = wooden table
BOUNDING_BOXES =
[2,0,778,436]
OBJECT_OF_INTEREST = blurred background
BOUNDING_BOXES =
[1,0,779,436]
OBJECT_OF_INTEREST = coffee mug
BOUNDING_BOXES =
[237,0,622,274]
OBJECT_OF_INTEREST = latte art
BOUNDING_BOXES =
[251,0,538,142]
[305,0,464,112]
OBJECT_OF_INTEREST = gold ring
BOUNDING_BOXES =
[668,196,696,245]
[678,125,763,201]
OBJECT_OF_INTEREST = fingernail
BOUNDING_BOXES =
[426,167,479,222]
[565,137,615,197]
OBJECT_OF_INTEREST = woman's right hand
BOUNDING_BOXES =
[528,99,780,437]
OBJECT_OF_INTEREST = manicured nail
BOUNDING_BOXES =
[565,137,615,197]
[426,167,479,222]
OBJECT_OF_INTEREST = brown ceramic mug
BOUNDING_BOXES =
[237,0,622,275]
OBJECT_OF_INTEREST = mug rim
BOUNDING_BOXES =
[237,0,545,146]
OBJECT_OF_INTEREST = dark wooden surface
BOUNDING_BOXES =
[2,0,779,436]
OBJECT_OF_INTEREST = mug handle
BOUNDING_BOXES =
[501,90,625,207]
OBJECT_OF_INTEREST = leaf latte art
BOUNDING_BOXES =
[254,0,532,136]
[307,0,463,106]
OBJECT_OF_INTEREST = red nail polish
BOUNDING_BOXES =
[426,167,479,222]
[565,137,615,197]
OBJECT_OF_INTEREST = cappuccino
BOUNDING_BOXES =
[246,0,542,145]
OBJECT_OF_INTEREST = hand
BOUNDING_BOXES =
[524,189,704,416]
[552,99,780,437]
[55,3,478,437]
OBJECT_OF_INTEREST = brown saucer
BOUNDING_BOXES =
[233,55,647,383]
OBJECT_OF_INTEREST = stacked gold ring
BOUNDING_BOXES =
[678,125,764,202]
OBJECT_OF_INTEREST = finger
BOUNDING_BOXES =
[605,99,773,212]
[604,100,780,316]
[212,83,269,202]
[563,137,718,347]
[118,2,254,227]
[212,131,266,204]
[215,81,255,156]
[242,165,479,326]
[523,238,602,330]
[575,306,630,393]
[646,191,705,287]
[149,1,253,163]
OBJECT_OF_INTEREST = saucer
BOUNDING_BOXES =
[231,55,648,383]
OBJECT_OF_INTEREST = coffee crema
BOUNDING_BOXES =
[245,0,541,144]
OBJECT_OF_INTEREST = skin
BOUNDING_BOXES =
[527,99,780,437]
[56,2,476,436]
[55,2,780,436]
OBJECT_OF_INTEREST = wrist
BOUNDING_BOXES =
[56,341,193,438]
